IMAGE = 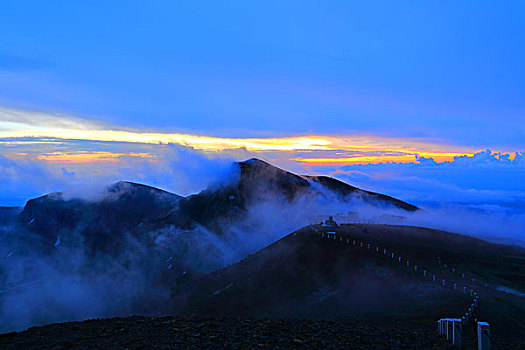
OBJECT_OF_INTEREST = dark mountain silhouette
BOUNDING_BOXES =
[19,158,418,252]
[21,182,181,234]
[305,175,418,211]
[19,181,182,255]
[161,158,418,231]
[2,160,524,349]
[158,158,314,231]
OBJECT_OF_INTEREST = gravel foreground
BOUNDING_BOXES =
[0,316,454,350]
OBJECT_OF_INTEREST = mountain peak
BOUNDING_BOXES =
[239,158,270,166]
[107,181,180,198]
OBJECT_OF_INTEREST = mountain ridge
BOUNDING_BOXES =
[17,158,419,254]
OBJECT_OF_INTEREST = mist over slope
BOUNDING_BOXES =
[0,158,420,331]
[169,224,525,316]
[2,157,518,335]
[167,224,525,349]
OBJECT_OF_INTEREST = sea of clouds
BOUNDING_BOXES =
[0,145,524,332]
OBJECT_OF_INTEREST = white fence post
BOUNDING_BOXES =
[447,319,453,341]
[477,322,490,350]
[452,319,462,348]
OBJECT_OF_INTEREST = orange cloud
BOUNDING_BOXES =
[35,152,156,164]
[0,107,507,166]
[292,151,477,165]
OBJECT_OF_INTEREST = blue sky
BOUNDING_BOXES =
[1,1,524,147]
[0,0,524,234]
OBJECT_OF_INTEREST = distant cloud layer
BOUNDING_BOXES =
[0,107,523,246]
[331,149,524,200]
[0,141,523,246]
[0,106,503,166]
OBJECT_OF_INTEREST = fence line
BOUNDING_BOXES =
[311,224,490,349]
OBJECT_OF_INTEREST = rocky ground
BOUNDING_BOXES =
[0,316,454,350]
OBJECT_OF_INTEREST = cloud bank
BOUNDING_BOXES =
[0,145,248,206]
[0,106,490,166]
[0,146,523,333]
[322,149,525,245]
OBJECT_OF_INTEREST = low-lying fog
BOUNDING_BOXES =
[0,149,523,332]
